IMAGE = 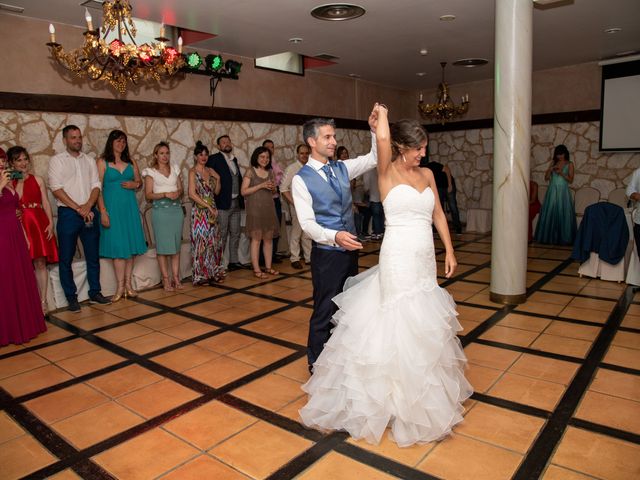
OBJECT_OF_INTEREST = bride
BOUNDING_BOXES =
[299,105,472,447]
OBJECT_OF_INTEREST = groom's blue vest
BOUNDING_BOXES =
[297,161,356,251]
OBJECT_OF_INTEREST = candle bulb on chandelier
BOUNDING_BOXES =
[85,9,93,31]
[178,36,183,53]
[49,24,56,43]
[159,23,165,38]
[419,92,423,102]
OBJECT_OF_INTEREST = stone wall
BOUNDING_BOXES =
[0,110,370,206]
[2,110,638,220]
[428,121,640,221]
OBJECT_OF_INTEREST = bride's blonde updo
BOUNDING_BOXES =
[390,120,428,161]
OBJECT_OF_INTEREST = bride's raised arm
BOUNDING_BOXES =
[375,105,392,176]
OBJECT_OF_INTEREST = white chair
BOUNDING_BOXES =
[574,186,600,226]
[576,203,630,282]
[465,183,492,233]
[608,188,628,209]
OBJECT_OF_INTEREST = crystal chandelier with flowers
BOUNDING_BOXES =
[418,62,469,124]
[46,0,185,94]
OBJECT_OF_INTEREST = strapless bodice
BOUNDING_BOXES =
[382,184,434,228]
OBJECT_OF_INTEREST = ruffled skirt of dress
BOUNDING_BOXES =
[299,265,473,447]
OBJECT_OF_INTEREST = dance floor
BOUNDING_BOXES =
[1,233,639,479]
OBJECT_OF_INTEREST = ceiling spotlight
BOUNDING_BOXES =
[452,58,489,67]
[416,72,426,77]
[419,48,428,56]
[311,4,366,21]
[439,14,456,21]
[604,27,622,34]
[289,37,303,44]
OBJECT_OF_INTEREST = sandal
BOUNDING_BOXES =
[162,276,175,292]
[173,276,185,290]
[264,268,279,275]
[254,270,268,279]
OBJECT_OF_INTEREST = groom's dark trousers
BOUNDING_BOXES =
[308,245,359,367]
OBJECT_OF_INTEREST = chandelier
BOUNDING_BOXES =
[418,62,469,124]
[46,0,185,94]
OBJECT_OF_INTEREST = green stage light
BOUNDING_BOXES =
[185,52,202,69]
[206,54,224,72]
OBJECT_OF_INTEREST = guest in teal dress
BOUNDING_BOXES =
[534,144,577,245]
[142,142,185,292]
[97,130,147,301]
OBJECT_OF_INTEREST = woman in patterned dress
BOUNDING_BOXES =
[188,141,224,285]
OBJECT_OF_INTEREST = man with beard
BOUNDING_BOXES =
[206,135,244,270]
[48,125,111,311]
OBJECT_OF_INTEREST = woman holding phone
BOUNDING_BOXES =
[0,147,46,346]
[8,146,58,313]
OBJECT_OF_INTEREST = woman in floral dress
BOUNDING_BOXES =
[188,141,224,284]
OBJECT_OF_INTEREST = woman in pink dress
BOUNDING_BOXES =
[8,146,59,313]
[0,147,46,346]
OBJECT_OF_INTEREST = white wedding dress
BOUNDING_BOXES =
[299,184,473,447]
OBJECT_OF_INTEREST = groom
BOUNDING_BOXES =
[292,105,379,372]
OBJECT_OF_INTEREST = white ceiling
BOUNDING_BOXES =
[5,0,640,90]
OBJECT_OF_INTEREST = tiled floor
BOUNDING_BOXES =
[1,233,639,479]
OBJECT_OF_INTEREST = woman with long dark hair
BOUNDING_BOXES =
[0,147,46,345]
[8,146,58,313]
[188,141,224,285]
[97,130,147,301]
[241,146,280,278]
[534,144,576,245]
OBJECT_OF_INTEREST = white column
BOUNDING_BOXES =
[490,0,533,304]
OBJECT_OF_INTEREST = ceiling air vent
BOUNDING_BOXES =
[314,53,340,61]
[80,0,104,10]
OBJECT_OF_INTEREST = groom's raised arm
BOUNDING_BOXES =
[291,175,339,247]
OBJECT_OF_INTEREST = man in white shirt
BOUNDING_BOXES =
[292,105,379,372]
[48,125,111,312]
[626,168,640,258]
[280,144,312,269]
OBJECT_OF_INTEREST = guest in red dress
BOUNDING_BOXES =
[0,147,46,346]
[529,180,541,242]
[8,146,59,314]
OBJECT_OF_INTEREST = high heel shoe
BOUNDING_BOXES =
[173,276,184,290]
[162,276,175,292]
[112,286,125,302]
[124,285,138,298]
